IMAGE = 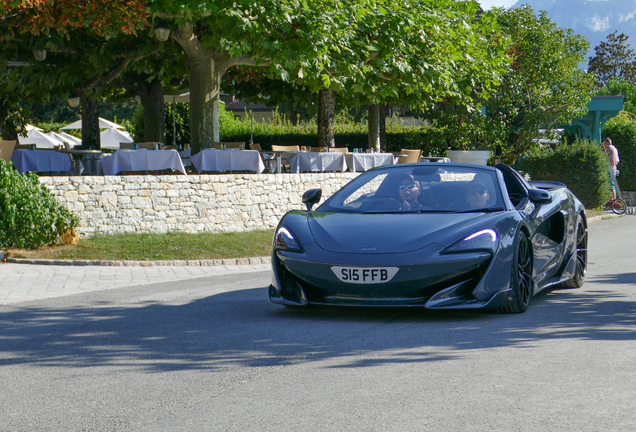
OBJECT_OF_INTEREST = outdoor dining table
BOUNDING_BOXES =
[345,152,396,172]
[287,152,347,173]
[54,148,102,175]
[101,149,187,175]
[190,148,266,174]
[262,150,299,174]
[10,149,76,175]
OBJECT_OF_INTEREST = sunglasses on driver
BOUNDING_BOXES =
[399,183,418,190]
[468,187,487,196]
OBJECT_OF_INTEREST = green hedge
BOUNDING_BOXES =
[0,160,79,249]
[602,111,636,191]
[521,139,611,209]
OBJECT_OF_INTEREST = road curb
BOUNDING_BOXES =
[5,256,271,267]
[587,212,623,223]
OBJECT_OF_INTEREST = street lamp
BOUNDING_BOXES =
[154,24,171,42]
[33,49,47,61]
[67,95,80,108]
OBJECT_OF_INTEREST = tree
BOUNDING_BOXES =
[1,1,151,145]
[597,79,636,116]
[222,0,509,151]
[588,32,636,86]
[149,0,357,154]
[433,6,596,165]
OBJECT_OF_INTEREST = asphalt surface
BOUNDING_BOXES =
[1,215,635,431]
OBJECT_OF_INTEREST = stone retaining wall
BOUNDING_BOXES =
[621,191,636,206]
[40,173,358,238]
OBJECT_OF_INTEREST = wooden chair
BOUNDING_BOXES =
[270,145,299,172]
[311,146,327,152]
[0,140,16,162]
[14,143,34,150]
[328,147,349,153]
[119,142,133,149]
[271,145,300,152]
[161,145,177,150]
[137,142,159,150]
[398,148,423,164]
[248,143,274,173]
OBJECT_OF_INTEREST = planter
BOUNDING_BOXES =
[445,150,491,165]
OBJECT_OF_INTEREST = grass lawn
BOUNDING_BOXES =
[5,230,275,261]
[4,208,608,262]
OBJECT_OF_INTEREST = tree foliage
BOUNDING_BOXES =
[1,0,148,39]
[431,6,595,164]
[596,79,636,116]
[588,32,636,86]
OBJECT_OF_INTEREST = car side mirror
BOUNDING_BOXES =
[528,188,551,204]
[302,189,322,211]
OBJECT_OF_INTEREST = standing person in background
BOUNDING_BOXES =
[602,138,620,201]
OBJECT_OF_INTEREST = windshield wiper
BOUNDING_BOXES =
[453,207,505,214]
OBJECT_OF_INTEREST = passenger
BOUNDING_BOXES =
[397,174,423,210]
[466,181,490,209]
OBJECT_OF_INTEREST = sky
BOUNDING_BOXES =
[478,0,518,10]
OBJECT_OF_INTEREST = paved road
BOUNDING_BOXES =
[1,216,636,431]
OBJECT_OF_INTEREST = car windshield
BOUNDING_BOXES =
[318,165,504,213]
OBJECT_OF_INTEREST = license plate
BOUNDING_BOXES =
[331,266,399,284]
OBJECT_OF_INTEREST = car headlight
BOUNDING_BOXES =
[274,226,303,252]
[443,229,498,253]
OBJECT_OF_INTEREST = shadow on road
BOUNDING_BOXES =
[1,277,635,371]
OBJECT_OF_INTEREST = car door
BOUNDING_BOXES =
[496,164,568,284]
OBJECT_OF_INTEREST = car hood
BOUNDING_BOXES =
[307,212,498,254]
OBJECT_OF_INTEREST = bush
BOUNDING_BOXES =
[521,139,611,209]
[221,111,446,155]
[0,160,79,249]
[603,111,636,191]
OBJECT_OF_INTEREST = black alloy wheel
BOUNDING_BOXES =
[499,231,533,313]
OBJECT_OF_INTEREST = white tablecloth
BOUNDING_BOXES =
[10,149,74,174]
[101,149,186,175]
[287,152,347,173]
[191,149,266,174]
[346,153,395,172]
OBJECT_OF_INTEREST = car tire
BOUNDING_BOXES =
[557,217,587,289]
[499,231,533,314]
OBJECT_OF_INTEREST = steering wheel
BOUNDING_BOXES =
[363,197,402,211]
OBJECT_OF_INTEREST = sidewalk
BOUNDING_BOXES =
[0,262,270,305]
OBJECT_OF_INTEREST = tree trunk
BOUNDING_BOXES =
[138,80,166,144]
[172,23,269,155]
[0,106,18,140]
[368,104,381,152]
[187,54,222,154]
[81,95,100,150]
[380,103,389,150]
[317,88,335,148]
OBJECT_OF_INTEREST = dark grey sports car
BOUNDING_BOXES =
[269,163,587,313]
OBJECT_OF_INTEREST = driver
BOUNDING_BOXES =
[466,181,490,209]
[397,174,423,210]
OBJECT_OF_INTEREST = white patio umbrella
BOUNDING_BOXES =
[100,127,133,150]
[46,131,81,148]
[61,117,125,130]
[18,125,61,149]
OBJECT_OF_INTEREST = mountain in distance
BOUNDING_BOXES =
[509,0,636,62]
